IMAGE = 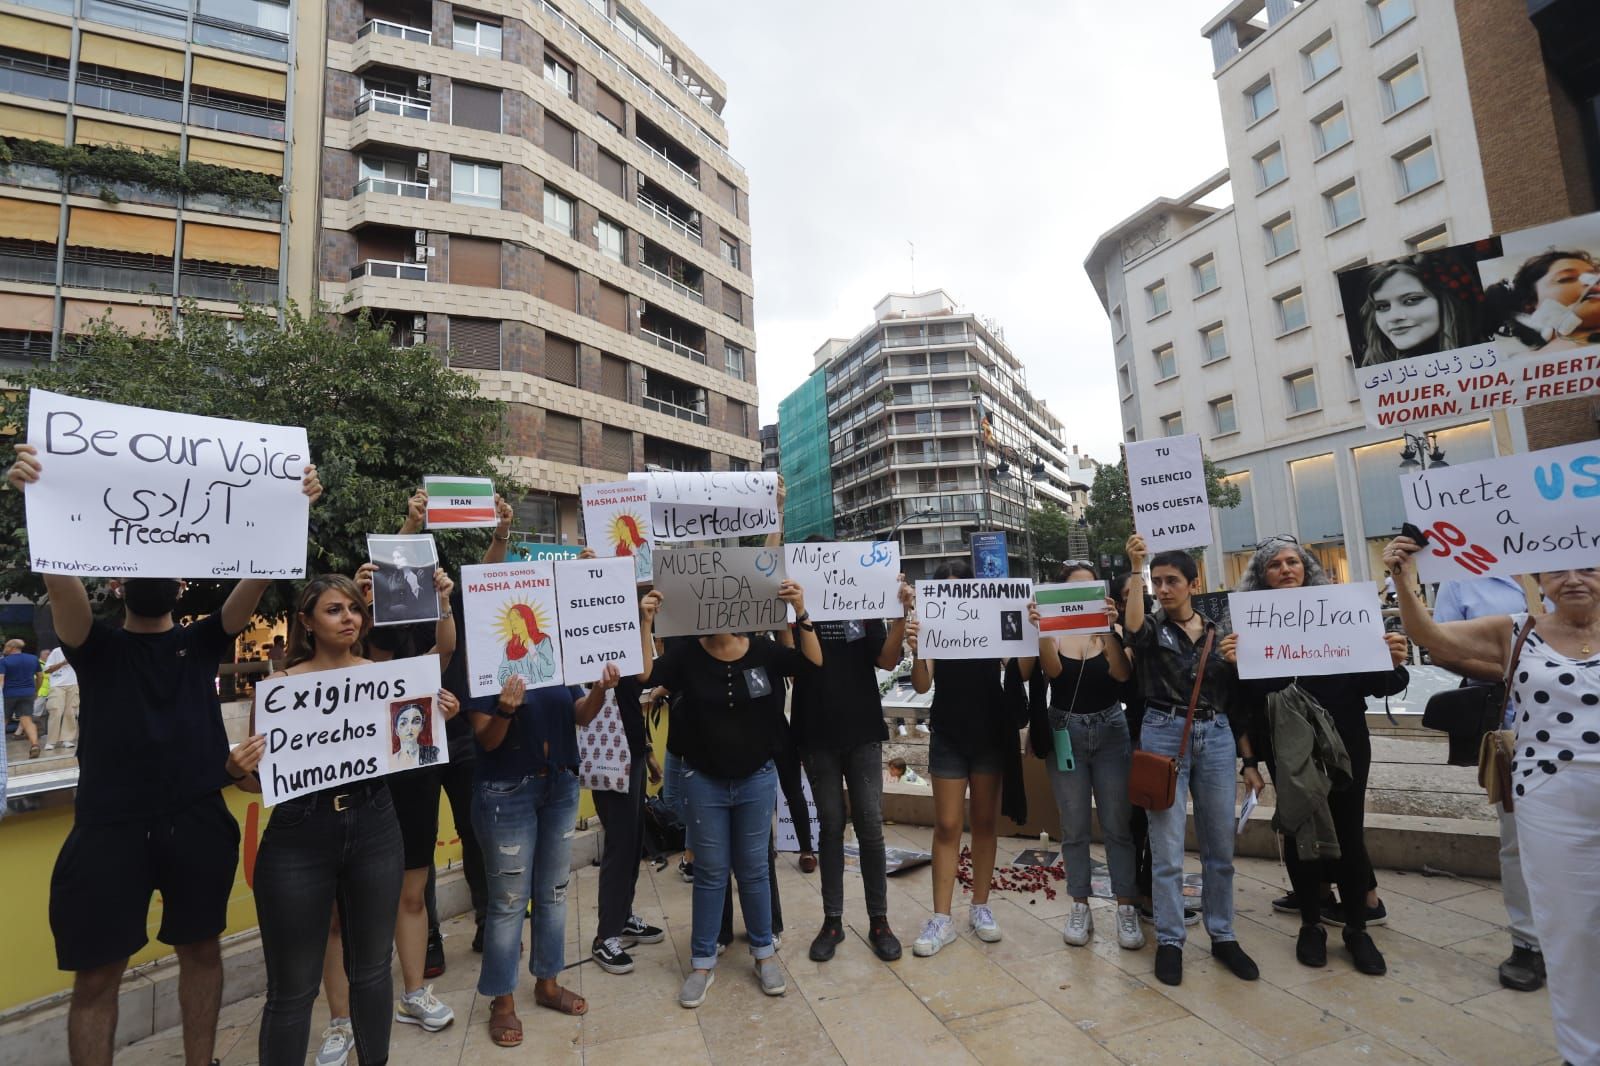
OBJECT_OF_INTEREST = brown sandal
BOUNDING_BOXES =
[488,994,522,1047]
[534,982,588,1016]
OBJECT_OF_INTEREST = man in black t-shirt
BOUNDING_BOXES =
[8,444,320,1066]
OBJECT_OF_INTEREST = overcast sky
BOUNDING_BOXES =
[645,0,1230,461]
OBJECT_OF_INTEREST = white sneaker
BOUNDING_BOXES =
[42,743,55,752]
[1116,904,1146,950]
[897,723,909,737]
[915,723,931,735]
[1062,902,1093,947]
[395,985,454,1031]
[314,1019,353,1066]
[912,915,957,957]
[970,904,1002,943]
[62,741,75,749]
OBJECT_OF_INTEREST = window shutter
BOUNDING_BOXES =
[543,114,575,165]
[545,413,582,465]
[595,84,624,131]
[601,426,632,471]
[450,237,501,288]
[452,83,502,133]
[542,258,577,311]
[598,283,627,331]
[545,334,579,386]
[600,354,629,400]
[597,150,625,198]
[448,318,501,370]
[722,284,741,322]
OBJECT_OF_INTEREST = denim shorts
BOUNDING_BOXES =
[927,731,1004,779]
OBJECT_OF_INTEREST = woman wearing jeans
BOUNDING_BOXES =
[469,664,617,1046]
[1034,562,1143,952]
[637,581,822,1009]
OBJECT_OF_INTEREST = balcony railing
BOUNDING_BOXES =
[638,261,702,303]
[0,244,59,286]
[62,249,173,294]
[635,136,699,187]
[355,89,431,122]
[351,259,427,281]
[883,331,972,349]
[354,176,430,199]
[358,18,432,44]
[642,395,709,426]
[640,327,705,362]
[636,193,700,242]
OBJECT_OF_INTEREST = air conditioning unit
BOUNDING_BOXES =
[413,229,427,245]
[688,210,701,225]
[416,74,430,90]
[412,314,426,331]
[426,246,436,258]
[414,245,428,262]
[636,172,646,189]
[416,151,429,170]
[410,330,426,346]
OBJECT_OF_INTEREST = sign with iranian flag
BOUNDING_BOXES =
[423,476,497,529]
[1035,581,1110,634]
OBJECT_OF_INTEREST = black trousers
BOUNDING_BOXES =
[592,758,648,942]
[1130,805,1153,900]
[775,742,813,853]
[424,746,488,935]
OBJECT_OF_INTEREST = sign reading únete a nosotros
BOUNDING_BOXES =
[1227,584,1391,679]
[652,546,787,637]
[914,578,1039,661]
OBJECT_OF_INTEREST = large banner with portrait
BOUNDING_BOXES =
[1337,213,1600,429]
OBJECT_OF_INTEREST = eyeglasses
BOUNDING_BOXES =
[1253,534,1300,549]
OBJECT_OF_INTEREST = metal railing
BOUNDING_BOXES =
[355,176,430,199]
[638,260,702,302]
[351,259,427,281]
[642,394,709,425]
[635,135,699,187]
[358,18,432,44]
[355,89,431,121]
[640,326,705,362]
[636,193,700,241]
[883,332,972,349]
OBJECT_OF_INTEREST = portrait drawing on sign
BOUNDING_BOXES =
[498,600,557,686]
[390,697,438,771]
[610,511,652,582]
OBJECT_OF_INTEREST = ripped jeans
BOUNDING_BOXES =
[472,769,581,994]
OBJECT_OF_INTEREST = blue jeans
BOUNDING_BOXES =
[1046,704,1136,901]
[472,770,581,993]
[664,751,692,850]
[683,760,778,969]
[1139,709,1239,948]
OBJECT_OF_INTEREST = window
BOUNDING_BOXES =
[447,317,501,370]
[544,52,574,97]
[1201,323,1228,363]
[1313,104,1351,155]
[725,342,746,380]
[1381,58,1426,116]
[597,150,626,198]
[452,83,501,133]
[720,238,740,270]
[1303,33,1339,84]
[1210,396,1238,435]
[601,354,630,401]
[544,412,582,465]
[1218,472,1257,568]
[594,216,625,262]
[1192,255,1219,295]
[1112,305,1125,336]
[543,257,578,311]
[1118,364,1131,396]
[601,425,632,470]
[545,333,579,385]
[543,187,575,236]
[1370,0,1414,38]
[1407,224,1448,252]
[597,283,627,331]
[1324,180,1361,229]
[1146,280,1169,317]
[1159,412,1184,437]
[544,114,576,166]
[722,284,741,323]
[1265,214,1297,259]
[1246,78,1276,124]
[451,160,501,209]
[1396,139,1439,196]
[1255,144,1287,190]
[1275,288,1308,333]
[450,237,501,287]
[453,16,501,58]
[595,84,624,132]
[1153,344,1177,381]
[1125,427,1138,443]
[1285,369,1319,414]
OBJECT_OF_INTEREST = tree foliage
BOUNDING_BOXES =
[0,302,514,620]
[1083,458,1241,565]
[1027,502,1077,577]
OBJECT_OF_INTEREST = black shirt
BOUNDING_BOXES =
[1126,610,1244,739]
[1237,667,1410,751]
[791,619,890,752]
[651,636,808,779]
[929,658,1007,752]
[470,684,582,781]
[64,614,236,825]
[1047,649,1124,716]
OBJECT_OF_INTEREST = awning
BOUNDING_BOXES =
[73,118,180,152]
[78,34,185,82]
[66,208,176,256]
[0,198,61,243]
[0,12,71,58]
[0,294,56,332]
[191,56,286,102]
[186,136,283,175]
[183,222,279,267]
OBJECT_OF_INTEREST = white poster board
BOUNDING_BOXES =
[1227,584,1391,678]
[783,541,900,622]
[23,389,312,577]
[632,470,780,541]
[915,578,1038,660]
[421,475,497,529]
[1125,434,1212,552]
[256,656,443,806]
[460,561,564,697]
[553,557,642,684]
[1400,440,1600,581]
[581,479,653,582]
[1356,345,1600,429]
[1035,581,1111,635]
[652,546,788,637]
[775,772,820,853]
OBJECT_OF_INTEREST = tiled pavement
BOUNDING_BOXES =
[116,823,1558,1065]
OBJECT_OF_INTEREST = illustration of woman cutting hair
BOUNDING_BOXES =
[499,602,557,686]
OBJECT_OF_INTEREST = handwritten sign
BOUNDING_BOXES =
[554,557,641,684]
[422,476,496,528]
[582,480,653,582]
[775,773,820,853]
[783,541,899,622]
[1356,345,1600,429]
[1035,581,1109,634]
[653,546,786,637]
[23,389,311,578]
[1400,440,1600,582]
[915,578,1038,660]
[633,470,780,541]
[461,561,564,697]
[1227,584,1390,679]
[1126,434,1212,552]
[256,655,443,805]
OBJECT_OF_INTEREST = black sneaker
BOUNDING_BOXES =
[678,858,695,883]
[621,915,665,946]
[471,923,484,954]
[1154,944,1183,986]
[1364,900,1388,927]
[1320,897,1387,928]
[868,917,902,962]
[1343,929,1386,976]
[809,917,845,962]
[1211,940,1259,981]
[1296,924,1327,968]
[1271,891,1299,914]
[423,931,446,979]
[592,937,635,974]
[1499,945,1546,992]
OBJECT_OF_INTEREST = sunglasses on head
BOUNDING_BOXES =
[1254,534,1300,549]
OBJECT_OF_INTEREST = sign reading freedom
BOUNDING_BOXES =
[24,389,312,578]
[1356,345,1600,429]
[653,546,786,636]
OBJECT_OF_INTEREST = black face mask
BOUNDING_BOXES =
[121,579,182,618]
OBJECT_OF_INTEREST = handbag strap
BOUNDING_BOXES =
[1178,628,1215,761]
[1501,616,1535,715]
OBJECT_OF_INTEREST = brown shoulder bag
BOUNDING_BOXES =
[1478,618,1534,812]
[1128,630,1214,811]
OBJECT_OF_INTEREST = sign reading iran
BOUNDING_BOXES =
[1227,584,1391,679]
[1035,581,1110,634]
[256,655,444,806]
[581,479,653,582]
[461,561,564,697]
[554,557,642,684]
[1126,434,1212,552]
[633,470,780,541]
[1400,440,1600,582]
[915,578,1038,660]
[24,389,312,577]
[783,541,899,622]
[653,546,787,637]
[422,476,497,528]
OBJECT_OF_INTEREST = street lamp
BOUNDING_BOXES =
[1397,431,1448,471]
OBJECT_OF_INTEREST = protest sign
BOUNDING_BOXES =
[1227,584,1390,679]
[1126,434,1212,552]
[368,534,440,627]
[914,578,1038,660]
[1355,345,1600,428]
[1400,440,1600,582]
[460,561,564,697]
[1191,591,1234,635]
[256,655,443,805]
[508,541,583,562]
[581,479,653,582]
[23,389,312,578]
[554,556,641,683]
[783,540,900,622]
[652,546,786,637]
[971,531,1009,578]
[776,773,820,853]
[422,476,497,528]
[1035,581,1109,634]
[632,470,780,541]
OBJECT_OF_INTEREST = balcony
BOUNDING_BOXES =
[62,248,174,294]
[642,394,709,426]
[635,136,699,187]
[636,192,700,242]
[358,18,432,45]
[356,89,431,122]
[179,262,278,303]
[351,259,427,281]
[883,330,972,349]
[640,327,704,362]
[0,329,52,366]
[638,260,701,303]
[0,53,70,104]
[354,176,430,199]
[0,240,58,285]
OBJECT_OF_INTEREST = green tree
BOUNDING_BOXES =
[1027,502,1076,577]
[1083,458,1241,568]
[0,302,516,620]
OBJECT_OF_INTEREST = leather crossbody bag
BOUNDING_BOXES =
[1477,620,1534,811]
[1128,630,1214,812]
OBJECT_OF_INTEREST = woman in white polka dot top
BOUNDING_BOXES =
[1385,542,1600,1066]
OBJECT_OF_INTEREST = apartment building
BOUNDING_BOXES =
[812,290,1074,580]
[316,0,758,543]
[776,364,831,541]
[0,0,318,365]
[758,420,777,470]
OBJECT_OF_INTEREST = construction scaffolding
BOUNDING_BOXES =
[777,368,834,540]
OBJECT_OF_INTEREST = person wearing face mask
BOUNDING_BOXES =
[6,442,321,1066]
[1357,259,1480,366]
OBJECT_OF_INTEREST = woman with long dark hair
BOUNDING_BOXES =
[1486,248,1600,352]
[1357,257,1478,366]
